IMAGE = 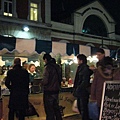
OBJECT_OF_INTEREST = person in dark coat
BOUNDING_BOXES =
[73,54,93,120]
[5,58,29,120]
[41,54,62,120]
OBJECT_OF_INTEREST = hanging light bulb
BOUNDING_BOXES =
[23,26,29,32]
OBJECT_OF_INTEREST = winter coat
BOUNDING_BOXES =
[42,62,61,94]
[5,65,29,110]
[91,66,120,107]
[73,63,93,98]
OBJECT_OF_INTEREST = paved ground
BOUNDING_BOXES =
[63,114,81,120]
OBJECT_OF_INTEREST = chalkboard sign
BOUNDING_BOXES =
[99,81,120,120]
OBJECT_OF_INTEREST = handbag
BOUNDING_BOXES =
[88,102,99,120]
[72,99,79,113]
[25,101,39,117]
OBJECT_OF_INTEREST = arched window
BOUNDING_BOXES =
[82,15,107,37]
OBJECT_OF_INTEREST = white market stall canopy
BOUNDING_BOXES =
[0,35,111,57]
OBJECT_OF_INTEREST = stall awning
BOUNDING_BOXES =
[91,47,110,56]
[52,42,66,55]
[35,40,52,54]
[16,39,36,54]
[0,36,52,56]
[0,35,16,51]
[104,49,110,56]
[0,35,113,58]
[67,43,79,56]
[91,47,98,55]
[110,50,116,58]
[79,45,91,57]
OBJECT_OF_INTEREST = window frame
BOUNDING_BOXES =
[29,0,42,22]
[0,0,17,17]
[30,2,38,21]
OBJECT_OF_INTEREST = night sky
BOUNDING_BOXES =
[51,0,120,34]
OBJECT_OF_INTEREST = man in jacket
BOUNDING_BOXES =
[96,48,105,67]
[42,54,62,120]
[5,58,29,120]
[73,54,92,120]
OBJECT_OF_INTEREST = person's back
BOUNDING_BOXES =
[7,66,29,93]
[5,58,29,120]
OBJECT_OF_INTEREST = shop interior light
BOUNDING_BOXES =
[87,55,98,63]
[23,26,29,32]
[69,61,73,65]
[73,56,77,64]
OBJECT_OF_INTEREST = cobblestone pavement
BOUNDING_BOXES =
[63,115,81,120]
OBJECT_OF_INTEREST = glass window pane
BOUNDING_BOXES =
[4,12,8,16]
[30,3,34,7]
[30,2,38,21]
[9,13,12,16]
[31,3,37,8]
[34,9,38,21]
[4,0,13,16]
[30,8,34,20]
[9,3,12,13]
[4,2,7,12]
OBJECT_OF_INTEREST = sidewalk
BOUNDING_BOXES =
[63,114,81,120]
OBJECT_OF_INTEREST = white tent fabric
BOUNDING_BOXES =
[79,45,91,57]
[15,39,36,54]
[104,49,110,56]
[52,42,66,55]
[0,37,110,57]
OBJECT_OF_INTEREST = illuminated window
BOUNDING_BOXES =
[30,2,38,21]
[3,0,13,17]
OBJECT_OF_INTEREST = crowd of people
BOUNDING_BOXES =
[4,54,62,120]
[73,48,120,120]
[0,48,120,120]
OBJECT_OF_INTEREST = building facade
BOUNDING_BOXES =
[51,1,120,50]
[0,0,51,40]
[0,0,120,57]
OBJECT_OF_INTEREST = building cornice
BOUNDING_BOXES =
[0,15,52,29]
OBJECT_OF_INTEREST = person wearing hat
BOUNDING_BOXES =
[5,58,29,120]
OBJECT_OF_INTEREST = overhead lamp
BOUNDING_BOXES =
[23,26,29,32]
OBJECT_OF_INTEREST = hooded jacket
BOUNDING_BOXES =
[91,66,120,107]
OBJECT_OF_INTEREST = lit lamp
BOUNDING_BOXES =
[23,26,29,32]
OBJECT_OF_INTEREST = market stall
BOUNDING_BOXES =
[0,35,113,120]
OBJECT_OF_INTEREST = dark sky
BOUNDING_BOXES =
[51,0,120,34]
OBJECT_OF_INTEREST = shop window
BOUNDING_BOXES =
[3,0,13,16]
[30,2,38,21]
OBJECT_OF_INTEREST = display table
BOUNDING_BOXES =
[2,90,77,120]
